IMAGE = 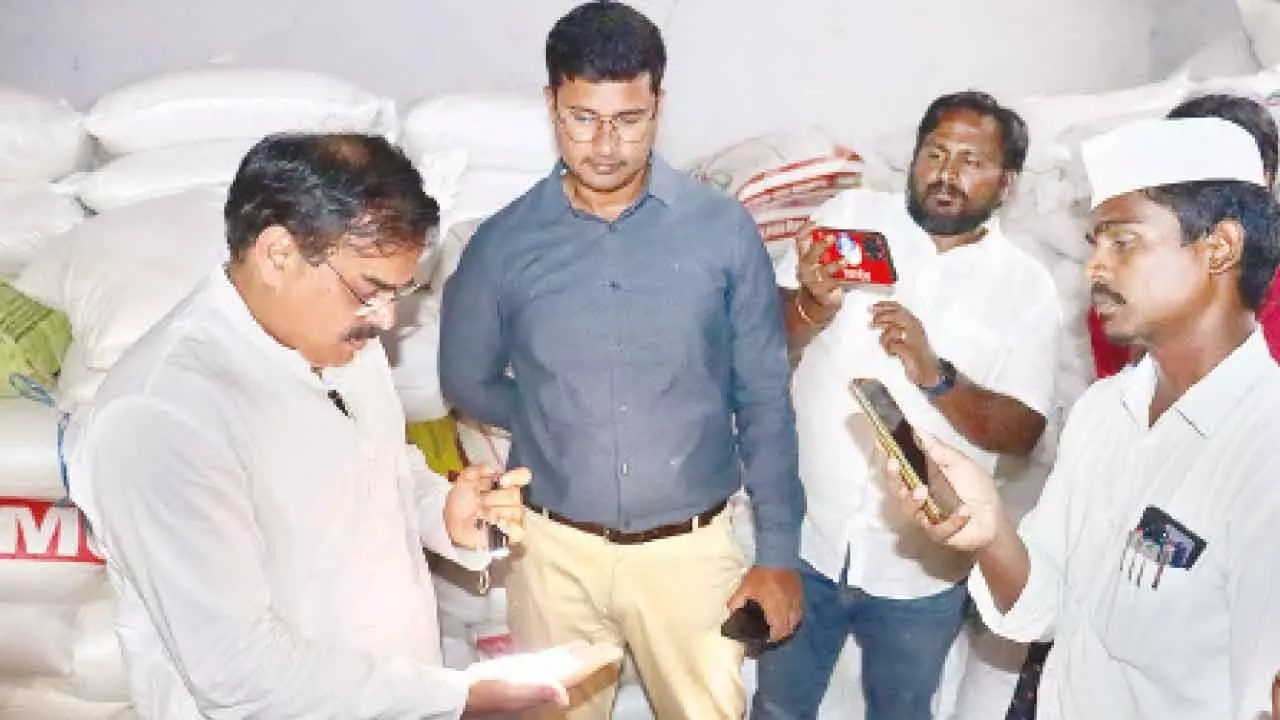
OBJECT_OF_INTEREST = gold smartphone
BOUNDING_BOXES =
[849,378,955,524]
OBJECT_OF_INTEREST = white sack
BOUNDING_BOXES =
[0,682,129,720]
[0,602,77,678]
[1173,30,1262,81]
[687,128,863,266]
[385,293,447,422]
[1013,74,1193,171]
[1238,0,1280,68]
[0,183,86,277]
[0,86,89,183]
[52,594,129,703]
[15,187,229,373]
[0,498,106,604]
[0,398,66,500]
[68,140,253,213]
[402,93,556,173]
[428,218,482,296]
[86,68,393,155]
[53,341,108,418]
[442,169,545,233]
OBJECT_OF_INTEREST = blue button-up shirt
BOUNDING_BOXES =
[440,156,802,568]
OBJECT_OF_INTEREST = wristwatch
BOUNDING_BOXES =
[918,358,957,397]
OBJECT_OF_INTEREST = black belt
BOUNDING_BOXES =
[526,499,729,545]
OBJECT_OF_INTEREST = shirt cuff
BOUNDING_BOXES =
[968,553,1057,644]
[753,529,801,570]
[410,663,472,720]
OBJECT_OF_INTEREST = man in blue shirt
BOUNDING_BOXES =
[440,2,804,717]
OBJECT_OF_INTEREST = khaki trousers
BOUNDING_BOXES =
[506,506,748,719]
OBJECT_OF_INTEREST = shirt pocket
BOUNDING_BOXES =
[1094,538,1226,677]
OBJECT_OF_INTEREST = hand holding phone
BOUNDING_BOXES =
[720,600,771,653]
[812,228,897,285]
[849,378,959,523]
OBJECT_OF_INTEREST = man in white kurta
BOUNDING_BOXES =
[896,117,1280,719]
[67,133,614,719]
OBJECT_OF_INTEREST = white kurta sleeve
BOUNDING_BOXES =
[404,444,489,572]
[86,398,472,720]
[968,402,1084,643]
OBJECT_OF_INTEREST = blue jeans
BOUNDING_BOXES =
[752,560,968,720]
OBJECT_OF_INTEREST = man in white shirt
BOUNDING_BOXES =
[753,91,1061,719]
[68,133,618,719]
[894,117,1280,719]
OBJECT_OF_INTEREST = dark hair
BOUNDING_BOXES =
[1167,93,1279,179]
[225,133,439,263]
[915,91,1029,173]
[1145,180,1280,310]
[546,1,666,93]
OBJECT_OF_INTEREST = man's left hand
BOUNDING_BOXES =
[445,465,532,549]
[727,566,803,644]
[869,301,940,387]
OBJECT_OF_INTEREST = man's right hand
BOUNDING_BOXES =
[888,431,1005,553]
[794,222,848,314]
[463,642,623,716]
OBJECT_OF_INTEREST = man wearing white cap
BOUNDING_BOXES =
[893,116,1280,719]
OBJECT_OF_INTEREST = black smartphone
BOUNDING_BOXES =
[721,599,770,651]
[849,378,959,523]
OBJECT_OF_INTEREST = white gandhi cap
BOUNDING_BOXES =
[1081,117,1267,210]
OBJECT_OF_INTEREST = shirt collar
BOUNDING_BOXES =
[205,265,323,385]
[1120,330,1272,436]
[533,153,678,223]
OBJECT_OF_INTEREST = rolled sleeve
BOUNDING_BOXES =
[727,209,804,569]
[970,454,1074,644]
[969,533,1061,643]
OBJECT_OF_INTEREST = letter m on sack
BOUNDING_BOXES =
[0,498,105,564]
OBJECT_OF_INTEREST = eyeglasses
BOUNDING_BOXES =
[323,258,423,319]
[555,106,656,144]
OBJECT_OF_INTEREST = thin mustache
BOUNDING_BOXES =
[1090,283,1125,305]
[927,182,965,199]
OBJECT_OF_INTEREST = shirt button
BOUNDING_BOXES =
[620,462,630,477]
[619,404,628,413]
[608,280,621,290]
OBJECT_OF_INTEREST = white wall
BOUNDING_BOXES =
[0,0,1247,163]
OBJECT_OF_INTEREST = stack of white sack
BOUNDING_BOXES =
[0,85,90,279]
[401,92,556,240]
[0,491,132,719]
[13,187,228,420]
[686,127,865,272]
[390,92,557,423]
[65,68,397,213]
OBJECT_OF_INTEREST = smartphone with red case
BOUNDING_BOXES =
[813,228,897,284]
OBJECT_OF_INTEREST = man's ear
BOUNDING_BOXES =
[544,85,556,117]
[998,170,1016,206]
[1204,218,1245,277]
[253,225,297,289]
